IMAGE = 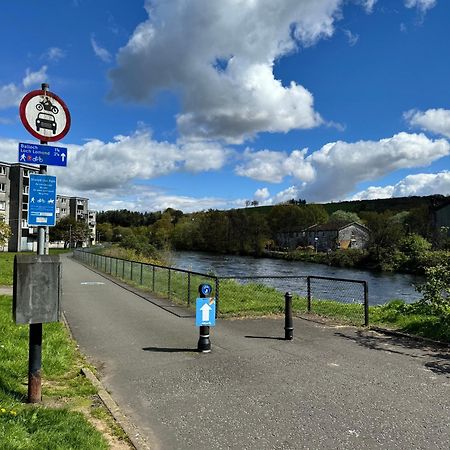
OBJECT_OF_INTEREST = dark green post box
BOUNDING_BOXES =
[13,254,61,324]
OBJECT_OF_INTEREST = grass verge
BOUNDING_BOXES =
[0,250,71,286]
[0,294,130,449]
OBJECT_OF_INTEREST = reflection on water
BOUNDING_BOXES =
[171,251,423,306]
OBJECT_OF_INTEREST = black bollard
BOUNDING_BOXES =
[284,292,293,340]
[197,283,212,353]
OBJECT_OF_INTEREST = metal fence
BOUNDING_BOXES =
[73,250,369,325]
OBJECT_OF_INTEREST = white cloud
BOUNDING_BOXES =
[404,0,437,13]
[0,138,21,160]
[42,47,66,62]
[108,0,362,143]
[254,187,271,203]
[236,132,450,201]
[0,66,49,109]
[236,148,314,183]
[23,66,48,89]
[44,129,229,192]
[0,84,23,109]
[351,171,450,200]
[343,29,359,46]
[85,187,228,213]
[91,36,112,63]
[358,0,378,13]
[405,108,450,138]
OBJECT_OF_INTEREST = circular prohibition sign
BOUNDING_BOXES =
[19,89,71,142]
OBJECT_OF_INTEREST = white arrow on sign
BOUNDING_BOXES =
[61,153,66,162]
[200,303,212,322]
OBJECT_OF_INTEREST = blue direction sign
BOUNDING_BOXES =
[28,174,57,227]
[196,298,216,327]
[19,142,67,167]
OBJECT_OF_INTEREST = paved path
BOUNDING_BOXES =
[61,254,450,450]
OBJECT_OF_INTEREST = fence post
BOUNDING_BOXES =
[307,276,311,312]
[122,260,125,278]
[187,272,191,306]
[284,292,293,340]
[152,266,155,291]
[140,263,143,286]
[115,259,118,276]
[364,282,369,326]
[215,277,219,318]
[131,262,133,281]
[168,269,171,299]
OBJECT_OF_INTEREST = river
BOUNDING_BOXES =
[170,251,423,306]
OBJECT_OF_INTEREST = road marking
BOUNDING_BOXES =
[80,282,105,285]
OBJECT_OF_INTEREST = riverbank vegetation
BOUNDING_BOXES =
[96,195,450,276]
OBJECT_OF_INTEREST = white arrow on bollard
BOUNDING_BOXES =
[200,303,212,322]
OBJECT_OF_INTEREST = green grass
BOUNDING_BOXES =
[0,250,71,286]
[369,300,450,342]
[0,294,110,449]
[0,252,16,285]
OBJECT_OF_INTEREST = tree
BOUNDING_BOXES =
[0,221,11,247]
[330,210,361,223]
[50,217,90,248]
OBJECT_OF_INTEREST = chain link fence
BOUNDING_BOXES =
[73,250,368,325]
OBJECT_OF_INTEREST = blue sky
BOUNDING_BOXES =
[1,0,449,212]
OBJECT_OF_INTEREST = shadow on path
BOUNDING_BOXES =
[142,347,197,353]
[335,329,450,376]
[245,335,286,341]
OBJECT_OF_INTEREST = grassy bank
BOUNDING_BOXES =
[0,250,130,449]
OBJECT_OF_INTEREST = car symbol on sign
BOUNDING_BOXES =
[36,112,57,134]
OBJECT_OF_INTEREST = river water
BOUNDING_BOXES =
[171,251,423,306]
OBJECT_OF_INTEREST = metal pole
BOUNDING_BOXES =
[284,292,293,340]
[28,82,49,403]
[187,272,191,306]
[168,269,171,299]
[307,276,312,312]
[364,282,369,327]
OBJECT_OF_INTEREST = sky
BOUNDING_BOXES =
[1,0,449,213]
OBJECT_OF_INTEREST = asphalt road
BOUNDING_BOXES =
[61,254,450,450]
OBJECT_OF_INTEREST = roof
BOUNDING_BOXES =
[305,221,369,232]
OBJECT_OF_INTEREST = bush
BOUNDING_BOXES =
[415,263,450,318]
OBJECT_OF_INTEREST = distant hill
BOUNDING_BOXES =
[321,195,450,215]
[239,195,450,216]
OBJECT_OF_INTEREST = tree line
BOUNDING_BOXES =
[94,201,449,273]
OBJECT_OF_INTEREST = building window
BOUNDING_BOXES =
[22,203,28,211]
[0,183,5,192]
[21,219,28,228]
[0,201,5,211]
[62,208,66,214]
[0,166,6,176]
[23,169,29,177]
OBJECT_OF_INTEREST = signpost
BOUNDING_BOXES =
[19,143,68,167]
[17,83,70,403]
[28,174,57,227]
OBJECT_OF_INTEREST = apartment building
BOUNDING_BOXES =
[0,161,96,251]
